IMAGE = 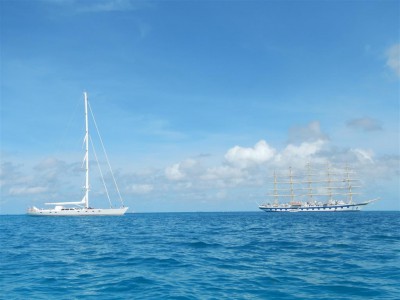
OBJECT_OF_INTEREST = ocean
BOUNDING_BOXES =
[1,211,399,299]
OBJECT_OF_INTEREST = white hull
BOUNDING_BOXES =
[259,202,370,213]
[27,206,128,216]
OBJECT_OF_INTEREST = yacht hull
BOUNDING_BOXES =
[27,207,128,216]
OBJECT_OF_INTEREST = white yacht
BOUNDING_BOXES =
[27,92,128,216]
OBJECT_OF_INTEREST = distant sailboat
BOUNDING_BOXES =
[27,92,128,216]
[259,163,378,213]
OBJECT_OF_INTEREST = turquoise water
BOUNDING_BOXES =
[1,212,399,299]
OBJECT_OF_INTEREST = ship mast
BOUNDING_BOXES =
[344,164,361,204]
[306,162,314,203]
[84,92,90,208]
[327,164,333,203]
[289,166,295,204]
[265,163,365,206]
[273,171,278,205]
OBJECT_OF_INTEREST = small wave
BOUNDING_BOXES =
[320,284,384,297]
[96,277,156,292]
[370,234,400,241]
[130,257,185,268]
[184,241,222,248]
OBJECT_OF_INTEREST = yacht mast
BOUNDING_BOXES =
[84,92,90,208]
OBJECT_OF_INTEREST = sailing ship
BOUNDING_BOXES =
[259,163,378,213]
[27,92,128,216]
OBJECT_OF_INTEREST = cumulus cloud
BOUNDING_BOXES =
[347,117,383,132]
[288,121,328,143]
[165,163,184,180]
[225,140,276,168]
[33,157,79,185]
[0,162,23,187]
[9,186,48,196]
[127,184,154,194]
[201,138,327,187]
[280,139,325,160]
[201,165,248,188]
[165,159,197,181]
[34,157,66,171]
[386,43,400,77]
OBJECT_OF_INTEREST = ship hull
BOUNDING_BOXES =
[259,202,369,213]
[27,207,128,216]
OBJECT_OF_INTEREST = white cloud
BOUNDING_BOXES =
[201,165,247,188]
[281,139,325,159]
[215,190,227,199]
[34,157,66,170]
[165,159,197,181]
[288,121,328,143]
[386,43,400,77]
[130,115,186,140]
[128,184,154,194]
[0,162,22,187]
[165,163,184,180]
[9,186,48,196]
[199,139,326,188]
[347,117,383,132]
[225,140,276,168]
[270,140,327,170]
[32,157,79,184]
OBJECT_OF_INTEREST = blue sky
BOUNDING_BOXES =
[1,0,399,213]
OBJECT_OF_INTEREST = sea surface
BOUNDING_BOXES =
[1,211,399,299]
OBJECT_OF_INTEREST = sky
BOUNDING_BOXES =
[1,0,399,214]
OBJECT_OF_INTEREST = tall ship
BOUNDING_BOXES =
[259,163,378,213]
[27,92,128,216]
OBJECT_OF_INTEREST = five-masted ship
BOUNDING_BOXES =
[259,163,378,213]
